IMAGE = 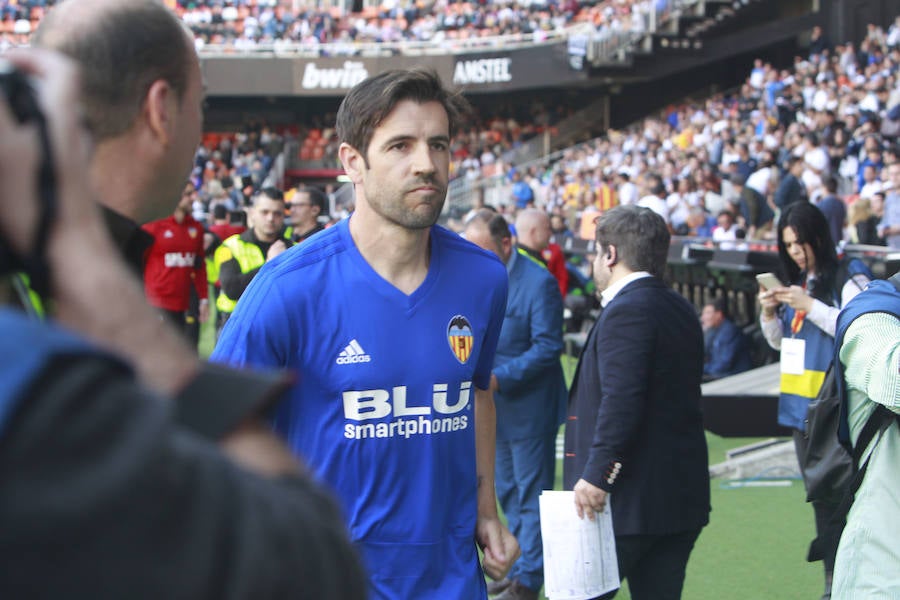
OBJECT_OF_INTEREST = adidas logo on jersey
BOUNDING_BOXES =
[336,339,371,365]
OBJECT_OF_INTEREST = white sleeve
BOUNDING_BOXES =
[760,314,783,350]
[806,274,871,338]
[806,298,839,338]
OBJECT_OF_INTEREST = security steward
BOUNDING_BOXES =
[215,188,292,330]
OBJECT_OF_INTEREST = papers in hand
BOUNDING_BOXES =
[539,490,619,600]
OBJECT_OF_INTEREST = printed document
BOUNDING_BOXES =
[540,490,619,600]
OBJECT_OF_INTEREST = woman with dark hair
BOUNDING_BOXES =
[757,201,871,599]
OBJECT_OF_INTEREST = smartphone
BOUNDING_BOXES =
[755,272,784,290]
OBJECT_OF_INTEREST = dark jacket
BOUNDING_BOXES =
[773,173,807,209]
[0,309,366,599]
[704,318,752,378]
[563,277,711,536]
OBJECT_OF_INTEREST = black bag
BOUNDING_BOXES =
[798,258,873,504]
[800,273,900,561]
[799,365,852,505]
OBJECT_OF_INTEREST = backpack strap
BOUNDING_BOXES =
[832,405,899,529]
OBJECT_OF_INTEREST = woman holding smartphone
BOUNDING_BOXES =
[757,201,870,599]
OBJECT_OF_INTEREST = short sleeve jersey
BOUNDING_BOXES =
[211,218,508,600]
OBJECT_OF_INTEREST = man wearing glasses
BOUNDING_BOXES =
[288,186,327,244]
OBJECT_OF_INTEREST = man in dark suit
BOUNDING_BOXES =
[466,210,567,600]
[563,205,710,600]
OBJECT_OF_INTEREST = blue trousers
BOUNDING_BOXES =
[495,430,557,592]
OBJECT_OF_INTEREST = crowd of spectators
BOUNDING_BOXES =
[186,121,286,224]
[2,0,653,53]
[475,21,900,251]
[177,0,655,52]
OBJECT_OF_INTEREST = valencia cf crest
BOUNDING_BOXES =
[447,315,474,364]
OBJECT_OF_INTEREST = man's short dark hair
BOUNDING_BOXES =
[253,187,285,206]
[708,297,729,318]
[297,186,328,214]
[335,67,470,165]
[784,155,804,170]
[595,205,670,277]
[33,0,193,141]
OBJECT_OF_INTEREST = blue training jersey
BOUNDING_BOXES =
[211,218,508,600]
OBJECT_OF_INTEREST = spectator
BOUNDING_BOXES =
[712,210,741,245]
[815,176,847,245]
[848,195,886,245]
[700,298,752,380]
[879,162,900,248]
[511,170,535,209]
[858,162,883,198]
[732,173,774,240]
[637,172,669,224]
[774,156,809,209]
[550,213,574,238]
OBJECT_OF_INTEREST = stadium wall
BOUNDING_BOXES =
[201,42,586,97]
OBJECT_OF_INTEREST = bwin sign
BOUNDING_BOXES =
[302,61,369,90]
[452,58,512,85]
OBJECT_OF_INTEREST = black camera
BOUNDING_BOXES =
[0,59,56,298]
[0,59,43,124]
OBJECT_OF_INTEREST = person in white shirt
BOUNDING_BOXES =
[637,173,670,223]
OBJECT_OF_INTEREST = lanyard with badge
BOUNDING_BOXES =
[780,283,807,376]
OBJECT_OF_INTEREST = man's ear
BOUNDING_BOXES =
[500,235,513,261]
[338,142,365,185]
[606,244,618,267]
[143,79,176,146]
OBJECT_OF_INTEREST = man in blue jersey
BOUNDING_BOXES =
[213,67,519,600]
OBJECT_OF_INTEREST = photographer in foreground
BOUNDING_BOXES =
[0,50,365,599]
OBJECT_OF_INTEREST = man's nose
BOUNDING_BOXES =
[412,144,436,176]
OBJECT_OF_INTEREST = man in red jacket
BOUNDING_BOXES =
[142,191,209,335]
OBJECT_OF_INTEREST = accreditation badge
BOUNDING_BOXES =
[780,337,806,375]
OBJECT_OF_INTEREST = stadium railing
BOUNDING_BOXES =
[197,25,589,58]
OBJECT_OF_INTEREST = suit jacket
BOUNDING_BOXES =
[563,277,710,536]
[493,250,568,441]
